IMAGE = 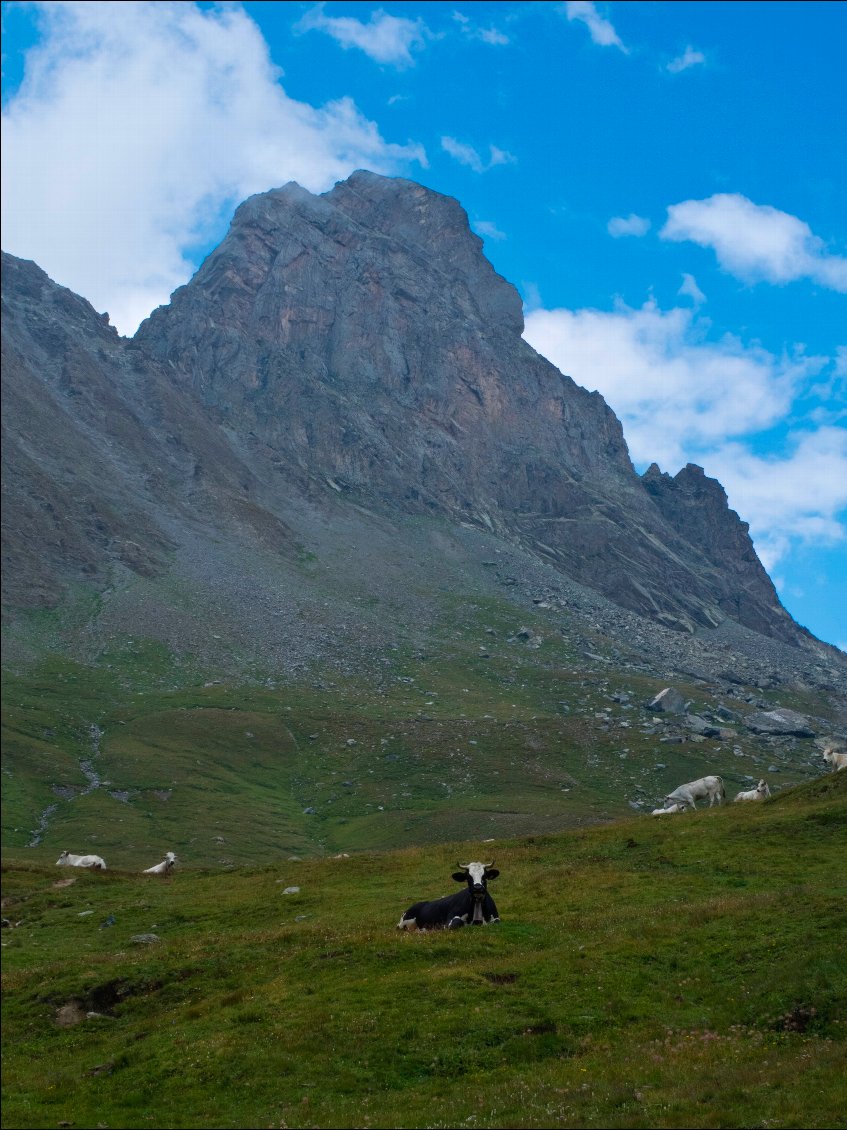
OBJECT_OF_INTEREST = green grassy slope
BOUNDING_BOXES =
[2,773,845,1129]
[3,619,837,868]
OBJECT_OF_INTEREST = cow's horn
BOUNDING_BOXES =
[457,862,470,870]
[483,862,494,869]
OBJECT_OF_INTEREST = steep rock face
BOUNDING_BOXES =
[641,462,787,638]
[136,172,632,506]
[1,253,292,611]
[133,171,801,642]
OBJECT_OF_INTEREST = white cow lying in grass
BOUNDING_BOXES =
[651,803,687,816]
[143,851,177,875]
[665,774,725,810]
[56,850,107,870]
[823,747,847,772]
[734,779,770,803]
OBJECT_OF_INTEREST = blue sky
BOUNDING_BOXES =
[2,1,845,649]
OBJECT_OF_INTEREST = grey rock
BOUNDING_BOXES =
[685,715,722,738]
[647,688,686,714]
[132,173,812,643]
[129,933,160,944]
[745,709,816,737]
[1,171,844,711]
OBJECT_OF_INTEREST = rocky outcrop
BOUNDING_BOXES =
[135,173,632,511]
[647,688,686,714]
[745,709,816,737]
[641,462,789,638]
[133,171,806,642]
[1,253,293,611]
[0,171,823,651]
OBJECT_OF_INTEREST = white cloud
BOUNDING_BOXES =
[441,137,516,173]
[661,194,847,292]
[523,300,811,466]
[1,1,426,334]
[678,273,706,304]
[710,429,847,571]
[563,2,628,53]
[295,4,429,68]
[473,220,507,241]
[667,45,705,73]
[477,27,510,46]
[523,300,843,565]
[607,213,650,237]
[452,11,509,46]
[521,281,543,312]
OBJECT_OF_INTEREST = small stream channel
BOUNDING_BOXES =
[27,724,105,847]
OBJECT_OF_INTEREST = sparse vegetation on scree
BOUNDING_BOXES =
[3,593,843,866]
[2,772,845,1129]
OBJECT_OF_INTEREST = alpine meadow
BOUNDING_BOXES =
[2,3,846,1128]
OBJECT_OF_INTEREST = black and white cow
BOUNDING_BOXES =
[397,862,501,930]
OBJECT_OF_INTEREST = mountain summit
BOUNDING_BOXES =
[132,170,796,642]
[1,172,836,680]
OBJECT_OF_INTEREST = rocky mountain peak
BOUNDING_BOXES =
[138,170,525,358]
[2,252,118,345]
[325,170,525,334]
[2,173,825,654]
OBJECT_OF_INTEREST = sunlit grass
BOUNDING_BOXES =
[2,773,844,1128]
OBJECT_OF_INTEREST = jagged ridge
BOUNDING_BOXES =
[132,170,799,642]
[0,171,818,653]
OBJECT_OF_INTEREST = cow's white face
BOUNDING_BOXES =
[466,862,486,888]
[453,861,499,892]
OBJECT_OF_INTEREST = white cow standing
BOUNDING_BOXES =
[56,850,107,870]
[734,779,771,803]
[822,747,847,772]
[665,775,725,810]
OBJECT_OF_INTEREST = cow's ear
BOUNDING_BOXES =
[484,868,500,880]
[452,872,468,883]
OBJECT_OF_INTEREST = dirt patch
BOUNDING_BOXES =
[53,976,166,1027]
[55,1001,87,1027]
[773,1004,817,1033]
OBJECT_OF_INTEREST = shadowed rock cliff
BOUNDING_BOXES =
[1,253,293,613]
[128,170,802,643]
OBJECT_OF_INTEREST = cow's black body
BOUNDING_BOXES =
[398,864,500,930]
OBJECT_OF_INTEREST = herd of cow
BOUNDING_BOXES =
[55,849,176,874]
[651,745,845,816]
[650,773,764,814]
[52,746,844,931]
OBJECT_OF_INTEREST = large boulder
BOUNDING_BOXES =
[647,687,686,714]
[745,708,815,737]
[685,715,722,738]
